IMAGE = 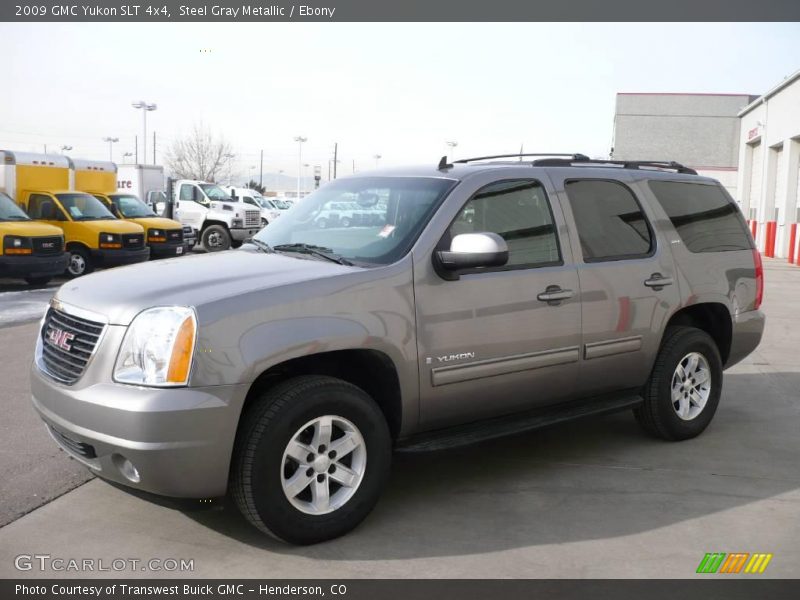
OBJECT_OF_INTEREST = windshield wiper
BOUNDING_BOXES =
[1,215,30,221]
[272,243,353,266]
[249,238,274,254]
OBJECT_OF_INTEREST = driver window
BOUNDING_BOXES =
[449,180,561,268]
[179,185,193,201]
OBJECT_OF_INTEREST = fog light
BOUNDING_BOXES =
[113,454,141,483]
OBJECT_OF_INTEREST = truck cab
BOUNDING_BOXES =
[173,180,261,251]
[19,190,149,277]
[0,191,68,285]
[92,192,188,258]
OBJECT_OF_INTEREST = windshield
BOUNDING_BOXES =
[253,176,455,266]
[199,184,233,201]
[110,194,157,218]
[56,193,117,221]
[0,192,30,221]
[272,198,290,209]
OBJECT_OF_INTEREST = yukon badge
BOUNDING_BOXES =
[426,352,476,365]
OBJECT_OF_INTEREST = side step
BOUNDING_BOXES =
[397,393,643,453]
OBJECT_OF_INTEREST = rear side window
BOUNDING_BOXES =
[648,181,753,253]
[564,180,653,262]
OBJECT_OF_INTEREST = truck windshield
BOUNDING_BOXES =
[252,176,456,266]
[0,192,30,221]
[272,198,290,209]
[110,194,157,218]
[199,184,232,201]
[56,193,117,221]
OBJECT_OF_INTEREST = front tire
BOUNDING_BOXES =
[635,326,722,441]
[66,247,93,278]
[231,375,391,544]
[201,224,231,252]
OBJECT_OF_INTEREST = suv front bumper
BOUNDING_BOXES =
[30,362,249,498]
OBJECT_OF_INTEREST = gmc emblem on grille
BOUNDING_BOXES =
[47,328,75,351]
[42,242,55,249]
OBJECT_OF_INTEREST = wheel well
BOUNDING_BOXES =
[666,303,732,364]
[242,350,403,439]
[201,220,230,234]
[65,241,90,253]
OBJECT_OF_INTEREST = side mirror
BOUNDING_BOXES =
[436,232,509,272]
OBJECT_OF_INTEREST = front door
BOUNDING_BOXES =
[414,177,582,429]
[551,173,681,397]
[175,183,206,230]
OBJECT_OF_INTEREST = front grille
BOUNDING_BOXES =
[122,233,144,250]
[244,209,260,228]
[40,307,104,384]
[32,236,63,255]
[48,425,97,459]
[167,228,183,243]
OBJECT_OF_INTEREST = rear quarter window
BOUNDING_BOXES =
[648,180,753,253]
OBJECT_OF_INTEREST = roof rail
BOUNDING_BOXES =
[453,153,591,164]
[530,157,698,175]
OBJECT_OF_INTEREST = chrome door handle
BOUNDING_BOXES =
[644,274,674,289]
[537,286,574,304]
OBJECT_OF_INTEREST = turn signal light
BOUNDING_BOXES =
[166,315,196,383]
[99,243,122,249]
[5,248,32,255]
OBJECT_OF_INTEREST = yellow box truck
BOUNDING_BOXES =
[0,151,149,277]
[74,159,188,258]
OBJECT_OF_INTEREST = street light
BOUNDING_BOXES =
[123,152,133,162]
[60,145,72,154]
[132,101,157,164]
[373,154,382,168]
[445,141,458,159]
[293,136,307,199]
[102,137,119,161]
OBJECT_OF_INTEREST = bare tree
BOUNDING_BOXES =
[164,123,234,181]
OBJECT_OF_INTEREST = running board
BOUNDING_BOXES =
[397,393,643,453]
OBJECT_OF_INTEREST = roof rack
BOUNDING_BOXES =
[446,153,698,175]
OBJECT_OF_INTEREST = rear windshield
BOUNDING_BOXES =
[647,180,753,253]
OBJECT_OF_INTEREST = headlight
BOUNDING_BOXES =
[114,306,197,387]
[3,236,32,255]
[99,232,122,249]
[231,218,243,228]
[148,228,166,242]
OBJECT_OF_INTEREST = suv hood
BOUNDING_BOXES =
[54,248,357,325]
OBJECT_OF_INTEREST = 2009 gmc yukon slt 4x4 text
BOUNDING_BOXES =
[31,154,765,544]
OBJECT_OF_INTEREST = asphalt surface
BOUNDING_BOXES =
[0,260,798,578]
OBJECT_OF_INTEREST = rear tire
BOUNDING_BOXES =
[66,247,93,278]
[25,276,51,287]
[634,326,722,441]
[231,375,391,544]
[201,224,231,252]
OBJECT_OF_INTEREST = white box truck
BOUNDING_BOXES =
[117,164,165,212]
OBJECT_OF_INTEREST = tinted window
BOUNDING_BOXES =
[450,180,560,268]
[179,185,194,201]
[565,180,653,261]
[28,194,65,221]
[648,180,753,253]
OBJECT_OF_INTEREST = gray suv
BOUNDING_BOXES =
[30,153,765,544]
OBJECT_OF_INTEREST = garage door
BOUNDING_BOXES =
[797,157,800,223]
[749,142,763,219]
[774,147,786,218]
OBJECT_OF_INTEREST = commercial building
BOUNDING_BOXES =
[612,93,758,197]
[736,70,800,259]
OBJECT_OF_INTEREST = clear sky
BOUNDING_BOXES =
[1,22,798,184]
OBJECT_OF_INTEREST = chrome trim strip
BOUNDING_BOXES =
[584,335,643,360]
[431,346,580,387]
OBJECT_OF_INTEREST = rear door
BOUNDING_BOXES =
[413,175,582,429]
[550,172,681,397]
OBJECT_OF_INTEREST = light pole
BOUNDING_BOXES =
[123,152,133,162]
[446,141,458,159]
[293,136,307,199]
[132,101,157,164]
[60,145,72,154]
[373,154,382,168]
[102,137,119,161]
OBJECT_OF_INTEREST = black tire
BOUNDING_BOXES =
[201,224,231,252]
[231,375,391,545]
[25,276,51,287]
[66,246,93,278]
[231,240,243,249]
[634,326,722,441]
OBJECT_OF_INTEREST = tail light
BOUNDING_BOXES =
[753,248,764,310]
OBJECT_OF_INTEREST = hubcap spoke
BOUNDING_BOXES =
[312,416,333,449]
[329,463,358,487]
[285,440,314,464]
[693,369,710,386]
[283,470,314,499]
[330,432,360,459]
[311,477,330,511]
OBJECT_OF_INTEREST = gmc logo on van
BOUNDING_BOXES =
[47,328,75,351]
[41,242,55,249]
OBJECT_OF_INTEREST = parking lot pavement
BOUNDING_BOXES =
[0,259,798,578]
